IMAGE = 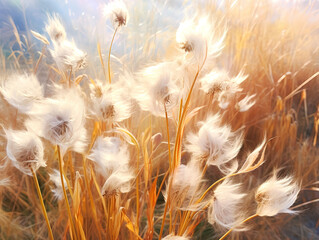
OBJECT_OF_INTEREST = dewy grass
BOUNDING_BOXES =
[0,0,319,239]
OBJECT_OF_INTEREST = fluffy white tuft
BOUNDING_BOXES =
[45,14,66,44]
[89,80,132,122]
[49,169,67,200]
[5,129,45,176]
[133,62,182,118]
[208,180,247,230]
[25,87,87,155]
[103,0,129,28]
[88,136,130,177]
[217,71,248,109]
[199,69,230,96]
[162,235,190,240]
[166,161,203,208]
[0,73,44,114]
[255,174,300,217]
[50,39,87,71]
[176,15,225,66]
[186,115,243,174]
[101,168,134,196]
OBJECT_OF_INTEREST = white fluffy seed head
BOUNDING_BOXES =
[25,87,87,155]
[162,235,190,240]
[49,169,67,200]
[166,161,203,207]
[0,73,44,114]
[134,62,181,118]
[103,0,129,28]
[5,129,45,176]
[186,115,243,174]
[255,174,300,217]
[208,180,247,230]
[45,14,66,44]
[88,136,130,177]
[199,69,230,96]
[50,39,87,71]
[176,15,224,66]
[217,71,248,109]
[89,80,131,122]
[101,168,134,196]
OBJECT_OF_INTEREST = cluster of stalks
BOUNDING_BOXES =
[0,1,318,240]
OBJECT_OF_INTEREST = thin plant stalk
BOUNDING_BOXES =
[108,27,119,84]
[33,45,46,74]
[164,103,172,172]
[57,145,76,239]
[219,214,258,240]
[197,173,239,203]
[31,168,54,240]
[136,145,140,234]
[173,43,208,170]
[158,193,170,240]
[158,175,173,240]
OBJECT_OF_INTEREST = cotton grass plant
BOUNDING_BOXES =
[0,0,318,239]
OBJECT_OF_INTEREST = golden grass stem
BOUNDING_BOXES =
[97,42,107,82]
[108,27,119,84]
[82,156,102,239]
[290,199,319,210]
[136,145,140,235]
[219,214,258,240]
[158,195,170,240]
[57,145,76,239]
[164,103,172,173]
[31,168,54,240]
[33,45,46,74]
[197,173,239,203]
[173,44,208,170]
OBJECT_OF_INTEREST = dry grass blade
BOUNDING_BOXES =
[31,30,50,45]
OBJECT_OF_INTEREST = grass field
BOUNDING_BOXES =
[0,0,318,239]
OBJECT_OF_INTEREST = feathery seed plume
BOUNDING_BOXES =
[0,73,44,114]
[5,129,45,176]
[255,173,300,217]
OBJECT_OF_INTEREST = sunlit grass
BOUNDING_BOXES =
[0,0,318,239]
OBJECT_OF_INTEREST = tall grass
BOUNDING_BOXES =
[0,0,318,239]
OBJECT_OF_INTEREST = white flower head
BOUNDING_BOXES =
[163,235,190,240]
[101,168,134,196]
[88,136,130,177]
[166,161,203,207]
[89,80,131,122]
[26,87,87,155]
[186,115,243,174]
[134,62,181,118]
[236,94,256,112]
[49,169,67,200]
[255,174,300,217]
[50,39,87,71]
[208,180,246,230]
[45,14,66,44]
[103,0,129,28]
[5,129,45,176]
[176,15,225,65]
[199,69,230,96]
[0,73,44,114]
[217,71,248,109]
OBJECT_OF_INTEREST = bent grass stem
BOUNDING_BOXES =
[31,168,54,240]
[108,27,119,84]
[219,214,258,240]
[57,145,76,240]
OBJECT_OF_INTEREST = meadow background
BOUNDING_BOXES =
[0,0,318,239]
